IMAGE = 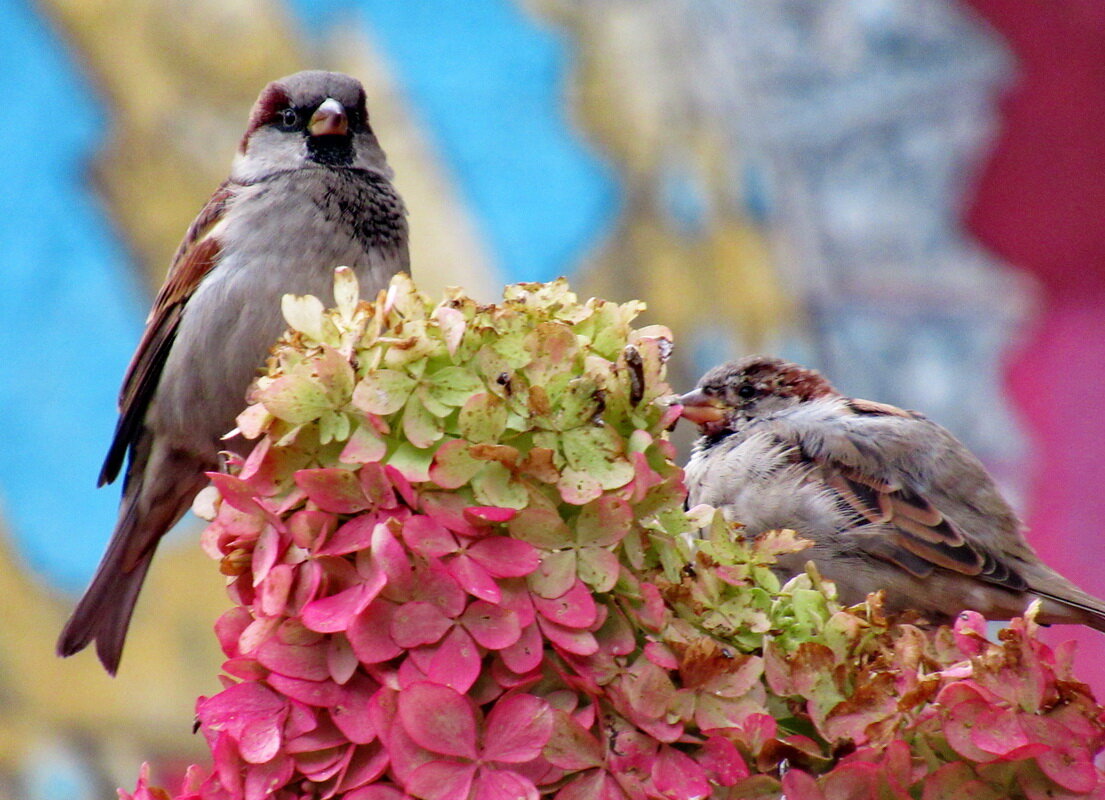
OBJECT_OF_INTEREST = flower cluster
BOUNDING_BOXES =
[123,272,1105,800]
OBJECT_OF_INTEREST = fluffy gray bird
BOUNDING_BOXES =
[59,70,409,673]
[679,355,1105,631]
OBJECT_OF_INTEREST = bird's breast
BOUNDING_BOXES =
[144,168,408,457]
[686,431,845,540]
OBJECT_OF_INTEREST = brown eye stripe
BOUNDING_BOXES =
[240,83,292,150]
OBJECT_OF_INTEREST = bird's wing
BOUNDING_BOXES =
[759,397,1028,592]
[98,183,234,486]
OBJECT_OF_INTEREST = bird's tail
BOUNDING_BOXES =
[58,438,206,674]
[1031,571,1105,633]
[56,530,154,675]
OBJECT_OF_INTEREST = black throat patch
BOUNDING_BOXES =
[307,135,355,167]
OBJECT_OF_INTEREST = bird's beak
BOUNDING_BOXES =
[309,98,349,137]
[676,389,727,426]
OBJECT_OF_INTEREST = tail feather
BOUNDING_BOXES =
[57,543,154,675]
[60,436,208,673]
[1034,583,1105,633]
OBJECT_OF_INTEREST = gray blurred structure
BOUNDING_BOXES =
[723,0,1028,456]
[552,0,1030,495]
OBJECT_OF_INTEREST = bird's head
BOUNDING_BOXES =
[677,355,838,437]
[232,70,392,182]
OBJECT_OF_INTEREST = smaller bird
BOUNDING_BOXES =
[679,355,1105,631]
[59,70,409,673]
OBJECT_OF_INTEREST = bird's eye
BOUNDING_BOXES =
[277,108,299,129]
[737,384,757,399]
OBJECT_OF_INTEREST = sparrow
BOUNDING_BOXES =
[678,355,1105,631]
[59,70,409,673]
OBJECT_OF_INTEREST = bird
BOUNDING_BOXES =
[58,70,410,673]
[678,355,1105,631]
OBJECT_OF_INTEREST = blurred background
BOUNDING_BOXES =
[1,0,1103,795]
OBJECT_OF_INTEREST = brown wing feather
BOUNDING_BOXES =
[98,184,233,486]
[799,400,1028,592]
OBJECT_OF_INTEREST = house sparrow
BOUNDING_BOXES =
[58,71,409,673]
[678,355,1105,631]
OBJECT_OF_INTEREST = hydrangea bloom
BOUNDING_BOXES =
[124,271,1105,800]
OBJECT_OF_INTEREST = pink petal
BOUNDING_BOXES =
[367,687,399,746]
[411,562,469,617]
[294,744,351,782]
[215,607,253,658]
[461,601,522,650]
[499,623,544,675]
[301,573,387,634]
[386,718,437,784]
[532,580,598,629]
[398,652,432,688]
[198,682,286,738]
[780,769,826,800]
[339,422,388,465]
[698,736,750,786]
[429,439,483,490]
[251,526,284,587]
[237,616,279,656]
[651,744,710,800]
[403,514,458,557]
[953,610,990,657]
[295,468,371,514]
[643,642,678,671]
[467,538,540,578]
[971,708,1030,756]
[212,732,243,797]
[448,553,502,603]
[465,506,518,525]
[627,451,663,504]
[318,514,381,556]
[391,601,454,648]
[481,694,553,763]
[575,495,631,547]
[359,462,398,509]
[344,784,408,800]
[290,559,324,614]
[258,564,295,617]
[331,674,379,745]
[284,699,320,740]
[224,657,268,681]
[365,519,415,596]
[256,637,330,681]
[398,682,480,759]
[421,492,482,537]
[348,601,403,663]
[542,710,603,770]
[208,472,264,516]
[243,753,294,800]
[498,580,536,626]
[537,617,598,656]
[491,656,540,689]
[472,768,538,800]
[595,603,636,656]
[328,634,359,685]
[267,674,345,708]
[386,464,418,507]
[944,700,1000,762]
[285,713,347,753]
[1037,747,1098,794]
[288,508,337,550]
[335,741,390,793]
[239,716,286,764]
[405,760,478,800]
[659,403,682,429]
[556,770,629,800]
[423,627,482,693]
